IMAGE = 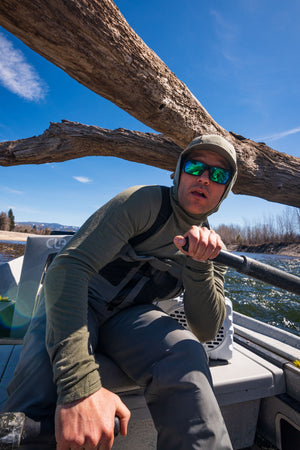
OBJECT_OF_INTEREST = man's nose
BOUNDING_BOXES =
[196,169,210,184]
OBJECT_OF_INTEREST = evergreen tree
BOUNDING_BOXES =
[8,208,15,231]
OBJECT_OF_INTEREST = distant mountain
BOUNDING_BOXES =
[17,221,80,232]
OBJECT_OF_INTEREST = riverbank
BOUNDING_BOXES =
[227,242,300,257]
[0,242,25,260]
[0,231,35,261]
[0,230,35,242]
[0,231,299,259]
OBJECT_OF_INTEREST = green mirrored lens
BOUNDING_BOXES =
[210,167,230,184]
[184,160,205,176]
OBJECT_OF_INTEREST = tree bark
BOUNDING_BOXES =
[0,0,299,207]
[0,121,299,207]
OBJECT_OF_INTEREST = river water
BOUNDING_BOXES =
[1,249,299,336]
[225,253,300,336]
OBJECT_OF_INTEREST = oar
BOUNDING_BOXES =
[182,239,300,295]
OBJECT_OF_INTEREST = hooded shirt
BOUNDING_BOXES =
[44,135,238,404]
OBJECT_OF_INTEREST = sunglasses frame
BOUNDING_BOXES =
[183,159,231,185]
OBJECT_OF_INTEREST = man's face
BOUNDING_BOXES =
[177,150,229,215]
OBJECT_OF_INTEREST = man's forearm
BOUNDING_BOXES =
[182,260,226,342]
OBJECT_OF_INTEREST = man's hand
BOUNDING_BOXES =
[174,225,223,262]
[55,387,130,449]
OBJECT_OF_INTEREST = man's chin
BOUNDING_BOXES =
[184,203,210,216]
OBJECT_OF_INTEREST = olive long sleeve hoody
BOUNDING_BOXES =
[44,136,238,405]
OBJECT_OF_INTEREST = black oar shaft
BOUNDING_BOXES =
[215,250,300,295]
[182,238,300,295]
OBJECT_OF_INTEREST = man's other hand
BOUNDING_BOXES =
[55,387,130,449]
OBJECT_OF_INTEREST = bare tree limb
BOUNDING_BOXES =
[0,121,299,207]
[0,121,182,170]
[0,0,299,207]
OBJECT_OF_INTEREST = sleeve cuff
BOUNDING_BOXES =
[57,369,102,405]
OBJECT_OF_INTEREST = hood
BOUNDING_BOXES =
[171,134,238,221]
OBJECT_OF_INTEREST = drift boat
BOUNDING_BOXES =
[0,235,299,449]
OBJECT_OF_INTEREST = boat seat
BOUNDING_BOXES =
[9,235,73,338]
[0,257,21,301]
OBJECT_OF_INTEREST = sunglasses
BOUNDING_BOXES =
[183,159,231,185]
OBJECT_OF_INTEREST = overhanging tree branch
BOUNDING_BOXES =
[0,121,299,207]
[0,0,299,207]
[0,122,182,170]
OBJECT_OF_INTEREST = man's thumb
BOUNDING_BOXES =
[173,236,186,247]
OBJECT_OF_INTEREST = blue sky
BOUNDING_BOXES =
[0,0,299,229]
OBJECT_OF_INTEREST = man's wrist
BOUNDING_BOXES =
[57,370,102,405]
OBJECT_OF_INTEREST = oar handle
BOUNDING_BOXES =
[182,237,300,295]
[114,416,121,436]
[0,413,121,448]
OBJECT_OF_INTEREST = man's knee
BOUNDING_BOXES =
[161,326,211,375]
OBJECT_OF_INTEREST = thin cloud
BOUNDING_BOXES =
[257,126,300,142]
[210,10,237,42]
[0,185,24,195]
[73,176,92,184]
[0,32,47,101]
[210,10,240,67]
